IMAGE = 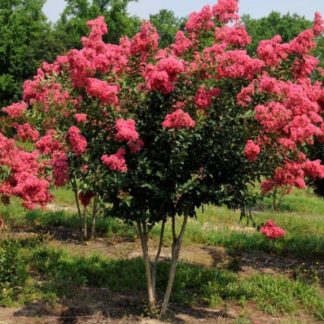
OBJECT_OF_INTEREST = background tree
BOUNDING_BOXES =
[149,9,184,48]
[243,12,324,66]
[0,0,63,107]
[54,0,140,49]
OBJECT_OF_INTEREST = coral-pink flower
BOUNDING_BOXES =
[244,140,261,162]
[145,57,185,94]
[185,5,214,33]
[115,119,139,142]
[257,35,289,67]
[195,86,220,110]
[260,220,285,240]
[36,130,62,155]
[130,21,159,56]
[51,151,69,186]
[75,113,88,123]
[14,123,39,142]
[215,24,251,48]
[162,109,196,129]
[68,126,87,156]
[212,0,239,23]
[172,31,193,56]
[101,148,127,173]
[313,12,324,36]
[2,102,27,118]
[86,78,119,106]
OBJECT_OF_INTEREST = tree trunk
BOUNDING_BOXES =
[160,215,188,318]
[151,218,166,300]
[72,179,84,241]
[83,210,88,240]
[137,221,156,311]
[90,196,98,240]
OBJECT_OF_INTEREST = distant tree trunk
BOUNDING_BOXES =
[90,195,98,240]
[83,208,88,240]
[160,214,188,318]
[71,178,84,241]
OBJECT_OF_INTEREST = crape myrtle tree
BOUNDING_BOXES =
[243,11,324,204]
[2,0,324,316]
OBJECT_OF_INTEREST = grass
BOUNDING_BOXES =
[3,188,324,259]
[0,238,323,320]
[1,188,324,321]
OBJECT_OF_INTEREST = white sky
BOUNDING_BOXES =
[44,0,324,22]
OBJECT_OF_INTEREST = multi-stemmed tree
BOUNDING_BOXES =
[2,0,324,317]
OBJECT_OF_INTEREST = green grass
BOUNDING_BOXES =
[1,187,324,320]
[52,187,76,206]
[261,188,324,214]
[1,238,323,320]
[3,187,324,259]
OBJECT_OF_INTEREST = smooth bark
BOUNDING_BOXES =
[160,215,188,318]
[137,221,156,310]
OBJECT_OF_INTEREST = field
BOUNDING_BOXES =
[0,189,324,323]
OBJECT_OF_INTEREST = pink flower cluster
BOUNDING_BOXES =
[86,78,119,106]
[186,5,214,33]
[51,151,69,187]
[260,220,285,240]
[130,21,159,57]
[215,24,251,48]
[212,0,239,23]
[75,113,88,123]
[216,50,264,80]
[23,77,70,112]
[2,102,27,118]
[313,12,324,36]
[145,57,185,94]
[261,159,324,193]
[257,35,289,67]
[101,148,127,172]
[36,130,62,155]
[172,31,193,56]
[0,133,52,209]
[68,126,87,156]
[162,109,196,129]
[236,82,255,107]
[244,140,261,162]
[195,86,221,110]
[115,119,139,142]
[14,123,39,142]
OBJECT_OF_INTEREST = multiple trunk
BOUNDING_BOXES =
[72,179,99,241]
[137,214,189,318]
[72,178,188,316]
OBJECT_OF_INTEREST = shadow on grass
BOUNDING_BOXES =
[6,209,138,243]
[12,246,237,322]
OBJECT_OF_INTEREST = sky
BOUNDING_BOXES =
[43,0,324,23]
